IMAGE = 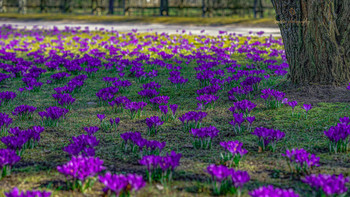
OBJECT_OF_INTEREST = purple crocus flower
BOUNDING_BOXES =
[139,151,182,182]
[231,170,250,188]
[206,164,230,182]
[282,98,288,104]
[145,116,164,135]
[206,164,250,195]
[99,172,146,195]
[302,104,312,112]
[249,185,300,197]
[246,116,255,125]
[288,101,298,108]
[159,105,168,115]
[252,127,285,152]
[324,123,350,153]
[339,116,350,125]
[12,105,37,119]
[282,148,320,174]
[97,114,106,122]
[196,103,204,111]
[84,126,99,135]
[5,188,51,197]
[57,156,106,192]
[169,104,178,117]
[302,174,350,196]
[63,134,100,157]
[0,149,21,179]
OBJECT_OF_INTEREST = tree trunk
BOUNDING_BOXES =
[271,0,350,85]
[108,0,114,14]
[40,0,47,13]
[160,0,169,16]
[0,0,5,13]
[61,0,73,13]
[91,0,102,15]
[18,0,27,14]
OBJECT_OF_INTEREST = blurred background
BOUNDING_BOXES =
[0,0,274,18]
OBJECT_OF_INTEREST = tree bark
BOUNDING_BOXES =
[0,0,5,13]
[160,0,169,16]
[108,0,114,14]
[61,0,73,13]
[18,0,27,14]
[92,0,102,15]
[271,0,350,85]
[40,0,47,13]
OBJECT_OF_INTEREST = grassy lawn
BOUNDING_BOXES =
[0,25,349,197]
[0,13,277,26]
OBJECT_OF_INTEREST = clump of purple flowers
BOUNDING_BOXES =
[96,86,119,105]
[206,164,250,195]
[63,134,100,157]
[228,86,253,101]
[57,156,106,193]
[112,79,132,93]
[196,94,219,109]
[139,151,182,185]
[138,89,159,99]
[38,106,69,126]
[0,73,10,84]
[84,126,99,135]
[158,105,170,121]
[282,148,320,175]
[2,126,45,156]
[249,185,300,197]
[148,95,168,108]
[12,105,37,120]
[169,104,178,119]
[0,149,21,180]
[109,117,120,132]
[220,141,248,167]
[168,71,188,89]
[124,101,147,119]
[96,114,113,131]
[54,75,88,95]
[50,72,71,83]
[120,131,166,157]
[229,113,246,134]
[178,111,207,132]
[229,100,257,117]
[21,77,43,92]
[149,95,169,108]
[197,84,222,95]
[302,174,349,196]
[0,113,12,135]
[108,96,130,113]
[52,93,76,109]
[324,121,350,153]
[145,116,164,136]
[0,91,17,106]
[252,127,285,152]
[142,81,161,90]
[5,188,51,197]
[190,126,219,149]
[99,172,146,196]
[260,89,285,109]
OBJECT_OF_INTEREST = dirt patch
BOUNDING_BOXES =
[277,82,350,104]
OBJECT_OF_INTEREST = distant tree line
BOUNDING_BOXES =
[0,0,274,17]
